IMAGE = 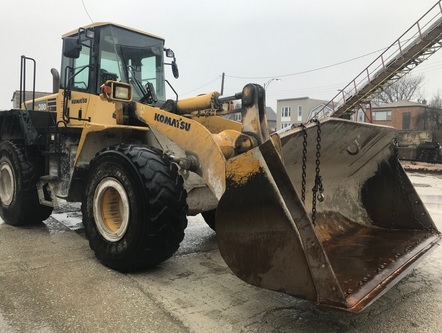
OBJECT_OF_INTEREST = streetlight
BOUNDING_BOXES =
[263,78,281,90]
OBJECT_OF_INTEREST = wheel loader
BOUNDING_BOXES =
[0,22,440,313]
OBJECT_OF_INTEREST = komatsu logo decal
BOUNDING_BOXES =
[72,97,87,104]
[154,113,191,131]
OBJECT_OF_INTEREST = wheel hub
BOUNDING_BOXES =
[93,177,129,242]
[0,161,15,206]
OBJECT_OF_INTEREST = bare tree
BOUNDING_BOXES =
[429,89,442,109]
[373,74,425,105]
[424,90,442,130]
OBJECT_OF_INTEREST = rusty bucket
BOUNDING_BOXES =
[216,118,441,312]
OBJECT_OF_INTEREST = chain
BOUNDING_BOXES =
[311,119,324,226]
[301,124,308,203]
[392,137,430,231]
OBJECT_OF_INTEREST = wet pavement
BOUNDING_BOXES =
[0,171,441,332]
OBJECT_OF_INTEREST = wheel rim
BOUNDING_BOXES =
[0,161,15,206]
[93,177,130,242]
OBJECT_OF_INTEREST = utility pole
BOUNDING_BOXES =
[221,72,225,95]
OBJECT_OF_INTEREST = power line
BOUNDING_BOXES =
[181,76,221,95]
[82,0,94,23]
[226,47,388,80]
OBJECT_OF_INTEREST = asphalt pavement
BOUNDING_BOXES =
[0,172,441,333]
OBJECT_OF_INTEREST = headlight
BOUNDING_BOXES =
[100,81,132,103]
[114,85,130,100]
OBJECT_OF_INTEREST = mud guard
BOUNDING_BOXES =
[216,118,441,312]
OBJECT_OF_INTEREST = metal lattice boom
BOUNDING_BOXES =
[315,1,442,119]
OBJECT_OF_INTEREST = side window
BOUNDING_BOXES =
[72,40,91,90]
[141,56,157,91]
[100,50,120,86]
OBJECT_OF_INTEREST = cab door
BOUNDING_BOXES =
[61,36,93,125]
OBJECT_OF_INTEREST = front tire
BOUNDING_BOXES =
[0,141,53,225]
[82,145,188,272]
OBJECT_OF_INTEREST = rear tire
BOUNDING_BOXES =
[202,209,216,231]
[0,141,53,225]
[82,144,188,272]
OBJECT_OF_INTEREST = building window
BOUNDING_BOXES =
[281,106,291,118]
[234,113,242,121]
[281,123,291,129]
[297,106,302,122]
[373,110,391,121]
[402,112,411,130]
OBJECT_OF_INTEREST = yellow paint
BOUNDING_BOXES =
[74,122,149,165]
[212,130,246,159]
[73,92,117,125]
[30,89,117,127]
[193,116,242,134]
[100,186,123,232]
[143,107,228,199]
[27,87,257,201]
[225,148,263,186]
[176,92,220,113]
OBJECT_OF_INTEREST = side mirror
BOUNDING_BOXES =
[165,48,175,59]
[63,37,82,59]
[164,48,179,78]
[172,61,179,79]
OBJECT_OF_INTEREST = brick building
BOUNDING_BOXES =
[371,100,441,131]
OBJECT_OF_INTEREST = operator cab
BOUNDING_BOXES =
[61,22,178,105]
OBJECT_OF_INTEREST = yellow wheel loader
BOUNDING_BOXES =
[0,23,440,313]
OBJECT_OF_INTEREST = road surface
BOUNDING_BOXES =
[0,171,441,332]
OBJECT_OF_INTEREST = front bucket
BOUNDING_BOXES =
[216,118,441,312]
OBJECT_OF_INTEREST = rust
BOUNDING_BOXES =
[315,211,438,305]
[218,119,441,313]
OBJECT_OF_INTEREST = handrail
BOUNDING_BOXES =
[19,55,36,110]
[311,1,442,121]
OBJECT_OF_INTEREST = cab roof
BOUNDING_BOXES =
[62,22,165,41]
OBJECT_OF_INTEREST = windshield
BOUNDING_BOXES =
[99,25,166,102]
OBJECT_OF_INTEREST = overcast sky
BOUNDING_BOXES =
[1,0,442,112]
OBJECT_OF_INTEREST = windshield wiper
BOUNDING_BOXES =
[127,66,157,104]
